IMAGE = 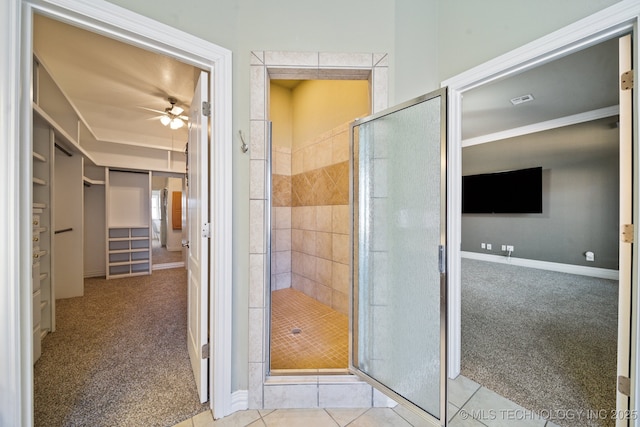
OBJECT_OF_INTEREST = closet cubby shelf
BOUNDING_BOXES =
[32,151,47,162]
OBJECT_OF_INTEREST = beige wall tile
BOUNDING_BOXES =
[274,228,291,252]
[291,207,303,229]
[372,66,389,114]
[250,120,266,160]
[315,232,332,260]
[332,261,349,294]
[332,205,350,234]
[302,230,316,255]
[292,150,303,175]
[316,284,332,307]
[315,139,333,170]
[249,254,265,308]
[332,131,350,164]
[263,384,319,409]
[264,51,319,67]
[332,233,350,264]
[273,272,291,290]
[302,253,316,279]
[249,160,265,199]
[316,206,332,232]
[332,290,349,316]
[291,251,304,275]
[302,145,316,173]
[273,250,291,275]
[249,308,264,363]
[274,150,291,176]
[274,207,291,230]
[250,65,266,120]
[315,257,332,286]
[300,206,316,230]
[291,229,304,252]
[248,362,264,409]
[319,52,373,68]
[291,273,305,292]
[249,200,265,254]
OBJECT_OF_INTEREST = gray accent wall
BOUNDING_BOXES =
[462,117,620,269]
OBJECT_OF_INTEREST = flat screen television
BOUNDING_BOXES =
[462,166,543,214]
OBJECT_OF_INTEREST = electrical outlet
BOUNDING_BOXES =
[486,243,492,250]
[506,245,514,252]
[501,245,506,251]
[481,243,486,249]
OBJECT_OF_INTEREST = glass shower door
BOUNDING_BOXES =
[351,88,447,425]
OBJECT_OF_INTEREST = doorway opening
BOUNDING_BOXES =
[151,173,186,269]
[248,51,389,407]
[23,2,233,421]
[451,33,628,427]
[268,78,370,372]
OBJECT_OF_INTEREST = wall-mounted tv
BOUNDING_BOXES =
[462,166,543,214]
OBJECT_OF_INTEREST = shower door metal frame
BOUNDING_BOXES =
[350,88,448,426]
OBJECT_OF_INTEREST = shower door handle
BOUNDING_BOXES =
[182,240,190,248]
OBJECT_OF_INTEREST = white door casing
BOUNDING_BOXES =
[617,33,632,426]
[187,70,210,403]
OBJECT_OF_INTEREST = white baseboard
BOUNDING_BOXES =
[230,390,248,413]
[84,269,105,278]
[152,262,184,271]
[461,251,619,280]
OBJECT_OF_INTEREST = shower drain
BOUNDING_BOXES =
[291,328,302,334]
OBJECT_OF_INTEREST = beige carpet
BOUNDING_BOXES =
[34,268,208,427]
[462,258,618,427]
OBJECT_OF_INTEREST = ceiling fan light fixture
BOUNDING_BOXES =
[160,115,171,126]
[170,118,185,129]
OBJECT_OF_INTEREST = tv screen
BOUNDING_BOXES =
[462,167,542,214]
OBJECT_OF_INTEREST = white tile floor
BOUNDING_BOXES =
[173,376,562,427]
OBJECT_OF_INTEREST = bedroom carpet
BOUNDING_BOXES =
[461,258,618,427]
[34,268,208,427]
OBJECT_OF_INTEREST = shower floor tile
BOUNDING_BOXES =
[271,288,348,370]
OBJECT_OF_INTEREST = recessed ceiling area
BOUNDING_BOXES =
[33,14,200,153]
[461,37,620,141]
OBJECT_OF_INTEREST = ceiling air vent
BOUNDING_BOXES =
[510,94,534,106]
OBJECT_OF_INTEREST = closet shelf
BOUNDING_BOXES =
[33,177,47,186]
[33,202,47,209]
[32,152,47,162]
[109,248,149,254]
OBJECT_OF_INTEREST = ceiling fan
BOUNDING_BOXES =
[142,96,189,130]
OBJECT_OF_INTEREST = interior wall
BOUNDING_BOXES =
[437,0,623,81]
[290,80,370,147]
[54,149,84,298]
[461,118,620,269]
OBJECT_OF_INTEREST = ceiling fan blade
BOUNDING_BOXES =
[170,105,184,116]
[179,115,189,121]
[137,106,167,115]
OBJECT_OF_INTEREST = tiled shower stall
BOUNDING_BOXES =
[271,123,351,316]
[249,50,390,409]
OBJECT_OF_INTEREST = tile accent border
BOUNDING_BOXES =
[249,50,389,409]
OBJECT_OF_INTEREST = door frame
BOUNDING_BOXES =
[5,0,233,424]
[443,0,640,413]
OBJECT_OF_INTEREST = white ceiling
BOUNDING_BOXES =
[33,14,621,157]
[33,14,199,153]
[461,37,620,141]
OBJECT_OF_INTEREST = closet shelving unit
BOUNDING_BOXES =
[32,55,94,362]
[105,168,152,279]
[32,101,56,364]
